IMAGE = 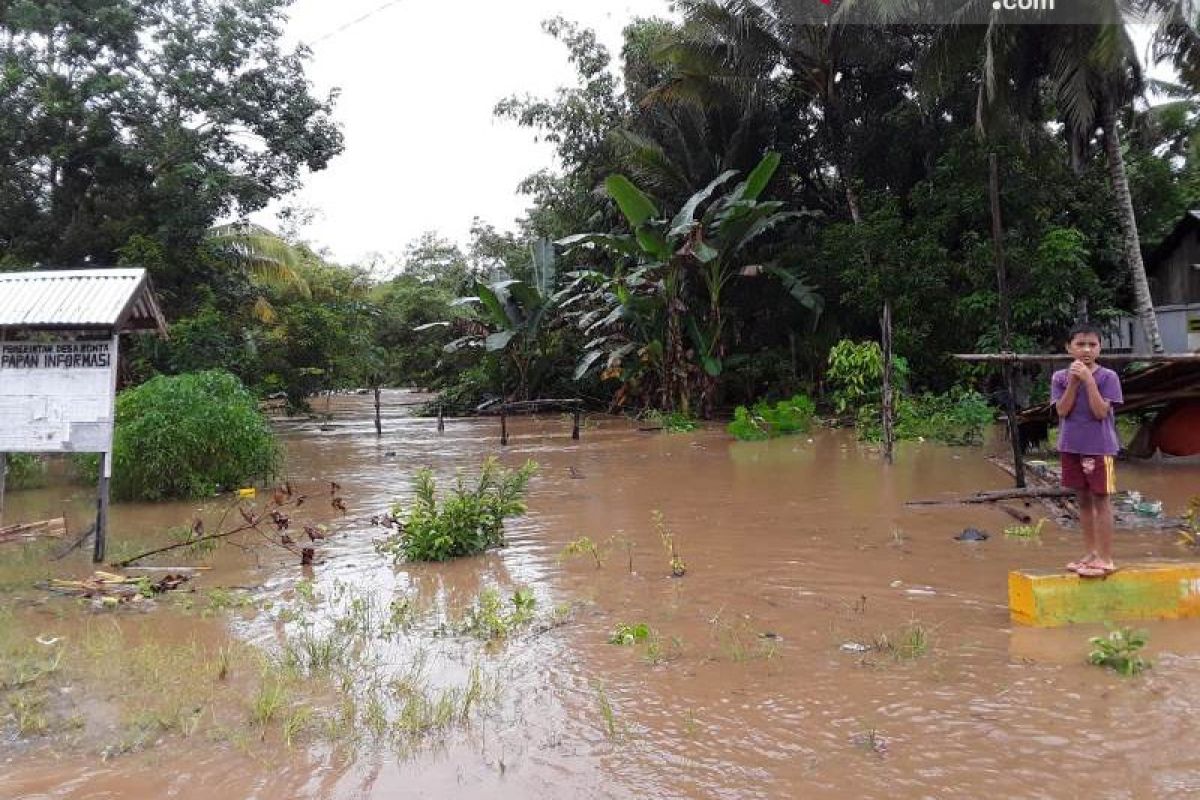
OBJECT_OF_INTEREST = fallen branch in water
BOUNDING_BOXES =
[906,487,1075,506]
[111,484,352,568]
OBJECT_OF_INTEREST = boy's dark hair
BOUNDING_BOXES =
[1066,321,1103,342]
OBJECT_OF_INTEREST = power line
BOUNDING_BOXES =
[307,0,408,46]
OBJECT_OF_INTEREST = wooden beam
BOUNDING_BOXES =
[956,353,1200,363]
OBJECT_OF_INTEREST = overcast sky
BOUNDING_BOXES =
[257,0,670,268]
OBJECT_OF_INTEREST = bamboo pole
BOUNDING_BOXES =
[989,153,1025,488]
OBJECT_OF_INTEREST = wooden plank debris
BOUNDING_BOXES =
[0,515,67,544]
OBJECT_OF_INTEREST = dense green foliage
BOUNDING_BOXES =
[727,395,816,441]
[0,0,341,295]
[3,453,47,491]
[379,459,538,562]
[5,3,1200,430]
[856,389,995,446]
[106,371,279,501]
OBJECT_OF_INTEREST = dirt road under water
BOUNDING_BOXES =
[4,390,1200,799]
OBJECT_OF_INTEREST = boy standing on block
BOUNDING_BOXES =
[1051,322,1123,577]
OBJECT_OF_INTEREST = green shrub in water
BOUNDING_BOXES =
[856,388,993,446]
[727,394,816,441]
[379,457,538,562]
[92,370,279,501]
[1088,627,1150,676]
[644,409,699,433]
[826,340,909,416]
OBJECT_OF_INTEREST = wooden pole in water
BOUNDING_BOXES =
[989,152,1025,488]
[437,403,444,432]
[881,300,895,465]
[572,406,581,440]
[93,450,110,563]
[373,385,382,436]
[500,405,508,446]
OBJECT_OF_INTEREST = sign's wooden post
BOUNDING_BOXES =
[92,333,119,562]
[94,452,110,563]
[0,452,7,529]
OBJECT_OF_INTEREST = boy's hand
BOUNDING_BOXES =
[1068,360,1092,383]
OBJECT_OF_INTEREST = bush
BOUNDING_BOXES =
[378,458,538,562]
[826,340,909,416]
[106,370,280,501]
[727,394,816,441]
[856,388,993,446]
[3,453,48,490]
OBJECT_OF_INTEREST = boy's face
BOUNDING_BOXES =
[1067,332,1102,365]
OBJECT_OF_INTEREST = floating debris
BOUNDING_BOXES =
[0,515,67,544]
[38,570,192,606]
[955,528,989,542]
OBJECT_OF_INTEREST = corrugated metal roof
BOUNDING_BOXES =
[0,268,168,334]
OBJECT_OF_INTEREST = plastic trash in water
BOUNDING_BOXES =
[1134,500,1163,517]
[236,487,256,499]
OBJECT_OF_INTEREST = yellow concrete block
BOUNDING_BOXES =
[1009,563,1200,627]
[236,487,256,499]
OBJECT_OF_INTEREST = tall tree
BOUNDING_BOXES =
[0,0,342,274]
[916,10,1164,350]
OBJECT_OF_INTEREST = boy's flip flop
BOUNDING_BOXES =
[1075,564,1117,578]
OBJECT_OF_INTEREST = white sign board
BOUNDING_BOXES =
[0,337,118,471]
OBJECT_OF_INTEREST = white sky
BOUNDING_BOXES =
[257,0,671,267]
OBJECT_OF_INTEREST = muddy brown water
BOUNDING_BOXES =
[4,389,1200,799]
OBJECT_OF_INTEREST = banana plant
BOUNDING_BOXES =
[415,239,558,400]
[557,152,822,414]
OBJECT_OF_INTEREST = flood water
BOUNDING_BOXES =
[4,390,1200,799]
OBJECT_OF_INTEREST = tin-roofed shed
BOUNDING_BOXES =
[0,268,168,335]
[0,267,167,563]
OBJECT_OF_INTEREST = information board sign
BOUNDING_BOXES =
[0,337,118,474]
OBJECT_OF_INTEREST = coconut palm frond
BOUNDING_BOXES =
[206,222,310,295]
[610,129,694,197]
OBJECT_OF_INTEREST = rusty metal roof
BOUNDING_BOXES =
[0,268,168,334]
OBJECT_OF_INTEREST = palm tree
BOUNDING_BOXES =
[913,7,1165,351]
[204,222,310,322]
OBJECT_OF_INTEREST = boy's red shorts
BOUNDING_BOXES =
[1060,453,1116,495]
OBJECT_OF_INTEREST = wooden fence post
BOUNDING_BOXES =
[881,300,895,465]
[373,385,382,436]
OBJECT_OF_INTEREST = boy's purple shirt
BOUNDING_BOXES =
[1050,365,1123,455]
